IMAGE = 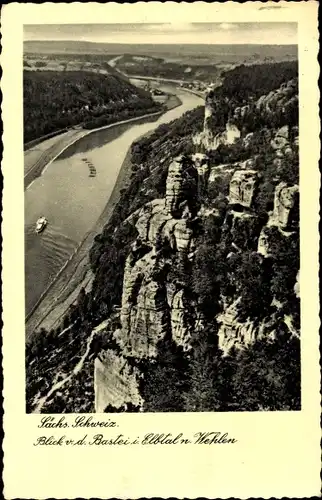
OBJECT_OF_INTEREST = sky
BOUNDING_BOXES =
[24,23,298,45]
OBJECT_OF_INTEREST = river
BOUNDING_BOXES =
[24,86,203,316]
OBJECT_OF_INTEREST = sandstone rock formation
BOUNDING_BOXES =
[135,199,168,243]
[208,163,235,184]
[257,181,299,258]
[203,84,217,134]
[116,248,170,359]
[257,226,271,257]
[165,155,199,218]
[193,84,241,152]
[103,154,202,365]
[243,132,254,148]
[271,125,289,150]
[192,153,210,198]
[217,296,298,355]
[223,210,261,252]
[271,182,299,229]
[256,78,298,115]
[233,105,251,122]
[94,350,143,412]
[228,170,258,208]
[168,288,194,351]
[217,298,257,354]
[196,121,241,152]
[225,121,241,145]
[294,270,300,298]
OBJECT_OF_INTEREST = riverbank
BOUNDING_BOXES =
[24,127,69,152]
[24,91,182,191]
[25,93,183,338]
[24,109,163,191]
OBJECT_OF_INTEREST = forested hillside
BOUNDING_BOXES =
[202,61,298,133]
[26,60,300,414]
[24,71,161,142]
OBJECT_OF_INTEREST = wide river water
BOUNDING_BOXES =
[25,87,203,316]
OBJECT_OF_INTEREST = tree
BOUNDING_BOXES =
[184,323,222,411]
[230,336,300,411]
[77,287,89,321]
[231,251,272,319]
[192,237,227,319]
[140,336,190,412]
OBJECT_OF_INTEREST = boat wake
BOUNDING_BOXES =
[25,224,79,316]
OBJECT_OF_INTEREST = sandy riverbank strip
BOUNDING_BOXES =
[24,109,164,191]
[24,93,181,191]
[26,93,182,338]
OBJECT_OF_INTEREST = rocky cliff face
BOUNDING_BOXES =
[94,349,143,412]
[94,74,300,412]
[193,118,241,152]
[114,154,209,363]
[94,154,206,410]
[218,172,299,354]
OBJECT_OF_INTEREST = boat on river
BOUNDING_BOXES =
[35,216,48,234]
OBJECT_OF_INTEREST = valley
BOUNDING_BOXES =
[25,51,300,414]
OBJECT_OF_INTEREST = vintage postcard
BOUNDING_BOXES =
[2,2,320,498]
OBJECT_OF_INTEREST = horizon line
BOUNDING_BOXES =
[24,39,298,46]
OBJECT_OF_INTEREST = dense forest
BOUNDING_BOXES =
[26,60,300,413]
[205,60,298,133]
[24,71,161,142]
[219,60,298,100]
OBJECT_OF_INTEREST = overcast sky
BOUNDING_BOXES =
[24,23,297,45]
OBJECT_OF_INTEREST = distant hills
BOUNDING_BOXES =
[25,40,117,55]
[24,40,298,64]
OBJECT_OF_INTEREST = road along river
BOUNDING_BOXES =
[25,86,203,325]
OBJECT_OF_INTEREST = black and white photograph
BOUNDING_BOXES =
[2,3,320,499]
[23,21,302,414]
